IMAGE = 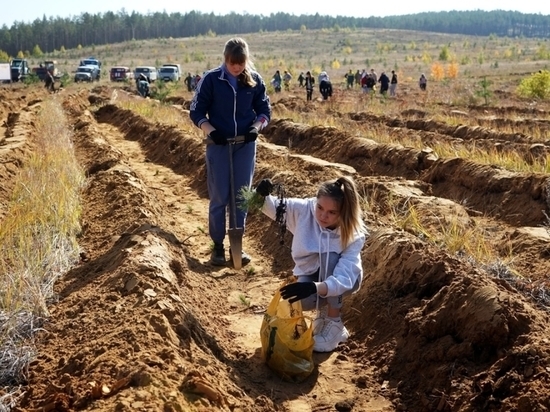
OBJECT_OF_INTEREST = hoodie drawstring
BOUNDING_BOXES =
[315,229,331,314]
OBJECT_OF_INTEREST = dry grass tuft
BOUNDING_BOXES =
[0,99,85,403]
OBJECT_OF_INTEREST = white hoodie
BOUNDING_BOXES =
[262,196,366,297]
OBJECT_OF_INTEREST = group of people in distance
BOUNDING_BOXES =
[189,37,367,353]
[184,72,203,92]
[268,67,429,102]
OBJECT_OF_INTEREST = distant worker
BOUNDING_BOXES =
[271,70,282,93]
[378,71,390,95]
[44,69,55,93]
[305,71,315,102]
[345,70,354,89]
[184,72,193,92]
[362,72,376,95]
[298,72,305,87]
[419,73,427,91]
[370,68,377,82]
[354,70,361,87]
[283,70,292,92]
[137,73,150,97]
[318,71,332,100]
[389,70,398,97]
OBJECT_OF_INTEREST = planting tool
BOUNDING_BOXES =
[205,135,245,269]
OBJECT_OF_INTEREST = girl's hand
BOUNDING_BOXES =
[256,179,273,196]
[280,282,317,304]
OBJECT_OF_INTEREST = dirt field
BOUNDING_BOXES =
[2,73,550,412]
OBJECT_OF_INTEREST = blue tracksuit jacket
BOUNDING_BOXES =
[189,65,271,244]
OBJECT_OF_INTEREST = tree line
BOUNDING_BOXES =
[0,9,549,58]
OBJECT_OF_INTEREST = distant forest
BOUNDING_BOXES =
[0,9,549,57]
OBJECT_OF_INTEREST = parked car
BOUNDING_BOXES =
[74,65,100,82]
[134,66,158,83]
[110,66,134,82]
[158,66,180,82]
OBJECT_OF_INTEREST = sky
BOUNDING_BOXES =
[1,1,549,28]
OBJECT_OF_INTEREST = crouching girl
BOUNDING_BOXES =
[256,176,367,352]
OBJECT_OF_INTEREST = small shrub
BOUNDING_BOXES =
[517,70,550,99]
[23,73,41,85]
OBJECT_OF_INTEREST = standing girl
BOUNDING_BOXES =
[256,176,367,352]
[305,71,315,102]
[190,38,271,266]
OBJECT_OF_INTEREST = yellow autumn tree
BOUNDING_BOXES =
[331,59,341,70]
[447,62,459,79]
[431,62,445,81]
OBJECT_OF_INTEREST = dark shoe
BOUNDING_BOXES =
[229,249,251,267]
[210,243,226,266]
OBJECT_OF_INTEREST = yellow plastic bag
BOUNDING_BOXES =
[260,283,314,382]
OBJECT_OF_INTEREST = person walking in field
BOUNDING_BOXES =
[378,71,390,96]
[318,71,332,100]
[389,70,398,97]
[355,70,361,88]
[44,69,55,93]
[190,37,271,266]
[419,73,427,91]
[298,72,305,87]
[184,72,193,92]
[283,70,292,92]
[271,70,282,93]
[305,71,315,102]
[255,176,368,352]
[370,68,377,83]
[345,70,355,89]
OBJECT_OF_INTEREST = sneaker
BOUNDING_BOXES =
[229,249,251,267]
[312,315,327,336]
[210,243,226,266]
[313,319,350,353]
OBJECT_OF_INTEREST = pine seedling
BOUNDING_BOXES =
[238,186,265,213]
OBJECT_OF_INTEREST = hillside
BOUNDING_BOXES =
[1,9,549,58]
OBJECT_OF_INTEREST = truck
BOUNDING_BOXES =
[10,58,31,82]
[79,57,101,79]
[32,60,60,81]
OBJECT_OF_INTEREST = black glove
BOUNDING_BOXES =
[208,130,227,146]
[280,282,317,304]
[256,179,273,197]
[244,126,259,143]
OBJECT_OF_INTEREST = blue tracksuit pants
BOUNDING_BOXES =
[206,141,256,244]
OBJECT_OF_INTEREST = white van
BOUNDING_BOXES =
[162,63,182,78]
[134,66,158,83]
[158,66,180,82]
